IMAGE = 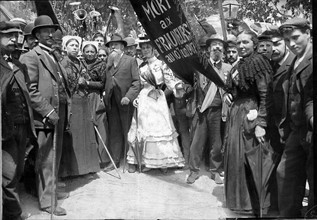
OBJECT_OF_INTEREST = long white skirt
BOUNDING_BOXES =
[127,87,184,168]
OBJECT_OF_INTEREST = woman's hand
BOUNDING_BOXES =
[133,98,139,108]
[255,125,266,144]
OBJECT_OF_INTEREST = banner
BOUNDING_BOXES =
[129,0,224,87]
[34,0,59,26]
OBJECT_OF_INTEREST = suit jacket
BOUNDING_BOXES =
[271,51,295,127]
[103,53,140,109]
[0,56,36,140]
[19,45,71,129]
[279,46,313,140]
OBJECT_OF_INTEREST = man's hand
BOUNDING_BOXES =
[78,77,87,86]
[47,111,59,125]
[255,125,266,144]
[121,97,130,105]
[224,93,233,106]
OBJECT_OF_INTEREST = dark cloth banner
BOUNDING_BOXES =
[129,0,224,87]
[34,0,59,26]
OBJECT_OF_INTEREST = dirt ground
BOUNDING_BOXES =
[20,163,255,220]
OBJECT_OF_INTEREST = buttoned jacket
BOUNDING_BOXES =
[20,45,71,129]
[0,56,36,139]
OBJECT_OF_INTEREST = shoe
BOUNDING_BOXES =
[57,192,69,200]
[103,163,119,173]
[128,164,136,173]
[41,206,67,216]
[57,182,66,188]
[141,167,151,172]
[160,168,168,174]
[186,171,199,184]
[211,172,223,184]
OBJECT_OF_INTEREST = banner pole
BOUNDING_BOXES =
[218,0,228,41]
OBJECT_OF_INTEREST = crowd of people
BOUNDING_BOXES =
[0,10,314,220]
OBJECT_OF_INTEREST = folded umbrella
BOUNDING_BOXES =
[245,141,279,217]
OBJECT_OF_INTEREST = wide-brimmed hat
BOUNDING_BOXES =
[124,36,137,47]
[105,33,127,47]
[32,15,59,36]
[23,23,34,36]
[206,34,226,47]
[0,21,22,34]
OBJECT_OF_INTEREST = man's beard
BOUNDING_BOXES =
[210,49,222,61]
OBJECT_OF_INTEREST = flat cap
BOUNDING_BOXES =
[0,21,22,34]
[279,18,310,31]
[258,30,273,42]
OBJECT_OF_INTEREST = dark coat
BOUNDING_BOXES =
[271,51,296,127]
[279,46,313,141]
[104,54,140,108]
[20,45,71,129]
[0,56,36,140]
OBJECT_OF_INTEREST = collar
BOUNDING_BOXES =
[39,43,53,53]
[147,56,158,64]
[278,50,290,66]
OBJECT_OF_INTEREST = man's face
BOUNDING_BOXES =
[271,37,286,62]
[35,27,56,48]
[0,32,19,53]
[283,28,310,57]
[94,36,104,47]
[124,45,136,57]
[257,40,273,59]
[237,33,255,58]
[208,40,224,62]
[26,35,38,50]
[109,42,124,54]
[226,46,238,64]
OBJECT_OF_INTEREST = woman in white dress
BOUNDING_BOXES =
[127,36,185,173]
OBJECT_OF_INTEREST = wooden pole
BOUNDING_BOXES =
[218,0,228,41]
[0,78,2,220]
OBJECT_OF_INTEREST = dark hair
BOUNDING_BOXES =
[65,38,79,47]
[237,30,258,46]
[83,43,97,53]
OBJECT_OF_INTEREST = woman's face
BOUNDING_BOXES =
[98,49,107,61]
[237,33,255,58]
[66,40,79,58]
[83,45,97,61]
[141,43,154,59]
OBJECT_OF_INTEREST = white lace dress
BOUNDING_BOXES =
[127,57,184,168]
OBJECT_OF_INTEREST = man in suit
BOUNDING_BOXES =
[276,18,313,217]
[103,33,140,172]
[0,21,36,220]
[23,22,37,51]
[186,34,232,184]
[19,15,71,216]
[265,28,295,214]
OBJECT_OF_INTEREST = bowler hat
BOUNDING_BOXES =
[105,33,127,47]
[23,23,35,36]
[0,21,22,34]
[279,18,310,32]
[206,34,227,47]
[32,15,59,36]
[124,36,137,47]
[258,30,273,42]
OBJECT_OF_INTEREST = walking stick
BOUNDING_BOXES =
[122,104,130,173]
[51,124,58,220]
[94,125,121,179]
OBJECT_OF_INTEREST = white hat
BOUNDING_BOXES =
[62,35,82,51]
